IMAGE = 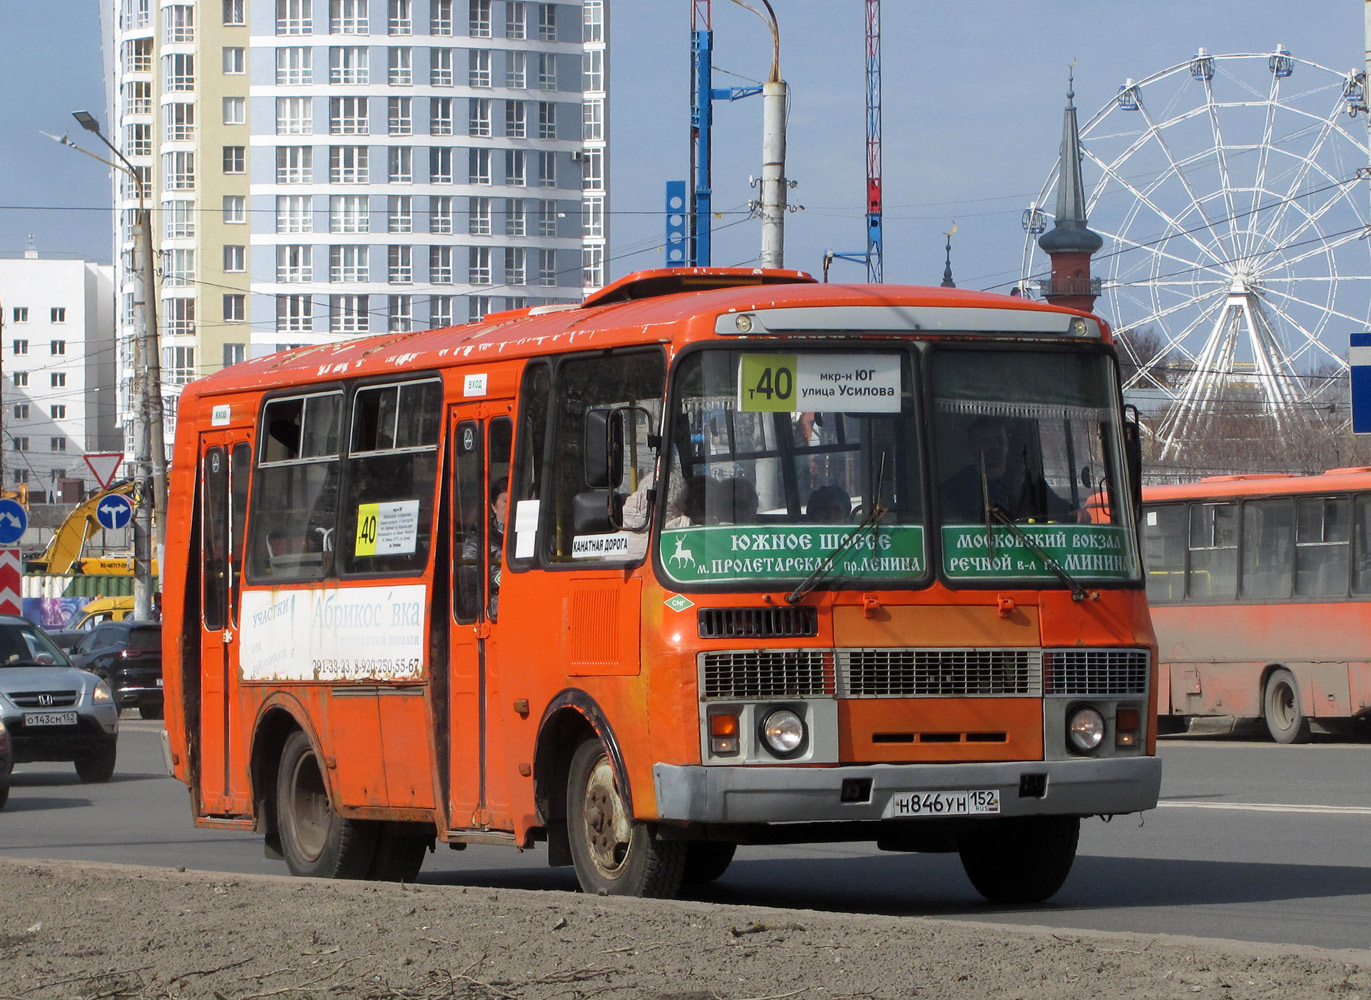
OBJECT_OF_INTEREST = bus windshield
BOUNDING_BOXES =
[932,347,1140,584]
[659,346,926,587]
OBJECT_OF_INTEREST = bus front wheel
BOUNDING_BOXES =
[566,739,685,898]
[957,815,1079,904]
[276,730,377,878]
[1263,669,1311,744]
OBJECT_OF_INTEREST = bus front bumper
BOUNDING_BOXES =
[652,756,1162,824]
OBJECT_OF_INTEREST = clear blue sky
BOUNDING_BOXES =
[0,0,1361,295]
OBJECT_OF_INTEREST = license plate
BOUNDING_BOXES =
[883,788,1000,818]
[25,711,78,727]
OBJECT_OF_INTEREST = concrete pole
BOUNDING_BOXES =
[131,206,156,622]
[759,79,788,268]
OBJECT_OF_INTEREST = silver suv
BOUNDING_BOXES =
[0,616,119,782]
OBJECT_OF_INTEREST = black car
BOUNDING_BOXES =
[69,621,163,720]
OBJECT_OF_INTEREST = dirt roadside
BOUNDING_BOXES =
[1,859,1367,999]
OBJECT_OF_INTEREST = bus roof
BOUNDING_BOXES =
[181,267,1108,402]
[1144,467,1371,502]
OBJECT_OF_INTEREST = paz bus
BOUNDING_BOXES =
[1142,468,1371,742]
[161,267,1160,903]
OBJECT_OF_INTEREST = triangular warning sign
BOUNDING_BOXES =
[83,453,125,491]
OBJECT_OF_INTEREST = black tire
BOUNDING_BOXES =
[682,841,737,884]
[1264,669,1311,744]
[566,739,685,898]
[0,778,9,810]
[957,815,1079,904]
[75,744,117,783]
[139,703,164,721]
[366,822,431,882]
[276,730,376,878]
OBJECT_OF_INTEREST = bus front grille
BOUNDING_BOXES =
[1043,649,1150,695]
[837,648,1043,697]
[697,606,819,639]
[700,650,836,699]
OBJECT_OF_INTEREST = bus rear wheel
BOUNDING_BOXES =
[566,739,684,898]
[957,815,1079,904]
[277,730,377,878]
[1263,669,1311,744]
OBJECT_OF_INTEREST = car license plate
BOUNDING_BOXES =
[883,788,1000,818]
[24,711,78,727]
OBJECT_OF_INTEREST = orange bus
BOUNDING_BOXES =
[161,267,1160,903]
[1142,468,1371,742]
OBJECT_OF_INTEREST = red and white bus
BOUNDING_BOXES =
[161,267,1160,903]
[1143,469,1371,742]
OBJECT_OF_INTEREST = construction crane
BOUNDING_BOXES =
[823,0,883,282]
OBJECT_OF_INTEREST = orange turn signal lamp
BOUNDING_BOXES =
[710,712,740,756]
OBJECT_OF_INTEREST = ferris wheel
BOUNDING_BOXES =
[1020,47,1371,460]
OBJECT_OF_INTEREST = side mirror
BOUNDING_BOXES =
[1122,404,1143,517]
[584,409,624,489]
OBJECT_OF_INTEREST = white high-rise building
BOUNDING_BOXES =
[104,0,607,454]
[0,250,120,499]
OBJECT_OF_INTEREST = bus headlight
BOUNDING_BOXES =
[1066,706,1105,753]
[760,708,805,758]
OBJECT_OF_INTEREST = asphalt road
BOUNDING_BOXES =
[3,718,1369,952]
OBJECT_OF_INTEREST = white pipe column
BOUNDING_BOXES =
[759,79,788,267]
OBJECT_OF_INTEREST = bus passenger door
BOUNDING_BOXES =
[197,436,253,816]
[448,408,513,829]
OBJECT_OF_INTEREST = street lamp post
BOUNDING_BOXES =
[69,111,165,622]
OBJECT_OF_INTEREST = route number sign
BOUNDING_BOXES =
[737,354,901,414]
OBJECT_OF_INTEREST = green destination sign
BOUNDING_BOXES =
[661,524,925,585]
[941,524,1135,581]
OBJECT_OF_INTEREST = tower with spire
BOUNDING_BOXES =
[1038,69,1103,312]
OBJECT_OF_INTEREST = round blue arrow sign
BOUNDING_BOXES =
[0,498,26,545]
[95,493,134,532]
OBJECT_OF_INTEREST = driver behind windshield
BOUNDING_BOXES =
[940,417,1081,523]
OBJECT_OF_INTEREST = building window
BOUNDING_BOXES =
[582,147,602,190]
[329,194,370,233]
[224,245,246,272]
[276,0,312,34]
[223,0,245,25]
[165,201,195,239]
[125,80,153,116]
[50,339,66,356]
[388,96,412,134]
[430,147,453,184]
[50,405,65,419]
[13,404,28,419]
[539,247,556,285]
[11,438,28,452]
[223,145,246,173]
[163,346,196,386]
[10,311,26,325]
[388,245,412,283]
[330,145,368,183]
[126,122,152,157]
[223,46,245,74]
[164,52,195,91]
[164,150,195,190]
[538,52,556,90]
[224,195,247,224]
[431,0,453,34]
[431,97,454,135]
[329,46,369,84]
[388,46,412,84]
[277,245,313,282]
[429,246,453,284]
[330,245,369,283]
[468,97,491,136]
[582,245,604,288]
[388,294,413,332]
[388,195,413,233]
[468,0,489,36]
[538,2,556,40]
[388,145,413,182]
[506,51,526,89]
[330,294,369,333]
[430,296,453,327]
[276,146,313,183]
[276,195,313,233]
[469,49,491,87]
[505,246,526,286]
[222,96,246,126]
[430,47,454,86]
[123,36,153,73]
[224,294,246,321]
[329,95,369,134]
[276,96,313,134]
[277,294,313,332]
[583,0,603,42]
[163,297,196,336]
[163,249,194,287]
[583,99,603,141]
[468,295,491,322]
[164,4,195,41]
[388,0,411,34]
[329,0,367,34]
[11,373,27,388]
[469,148,491,184]
[50,308,67,324]
[51,372,67,388]
[276,46,312,84]
[505,197,525,236]
[538,101,556,139]
[505,149,526,186]
[505,100,526,138]
[468,195,490,235]
[505,1,525,39]
[429,195,454,234]
[51,437,67,453]
[538,150,557,187]
[583,47,603,91]
[469,246,491,284]
[224,343,247,367]
[11,470,27,485]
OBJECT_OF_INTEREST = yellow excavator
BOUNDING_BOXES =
[27,480,157,575]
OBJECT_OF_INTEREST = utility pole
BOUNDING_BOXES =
[756,0,787,268]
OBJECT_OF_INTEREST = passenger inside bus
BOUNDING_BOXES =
[460,477,507,618]
[806,484,853,523]
[940,417,1081,523]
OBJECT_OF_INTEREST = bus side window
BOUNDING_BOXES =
[1354,495,1371,595]
[1295,496,1350,598]
[1142,504,1186,602]
[1241,498,1293,600]
[508,362,551,568]
[1188,502,1237,601]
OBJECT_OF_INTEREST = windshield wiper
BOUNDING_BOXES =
[787,457,888,605]
[986,506,1093,602]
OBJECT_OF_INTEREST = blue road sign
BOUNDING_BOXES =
[1353,333,1371,434]
[0,499,26,545]
[95,493,134,532]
